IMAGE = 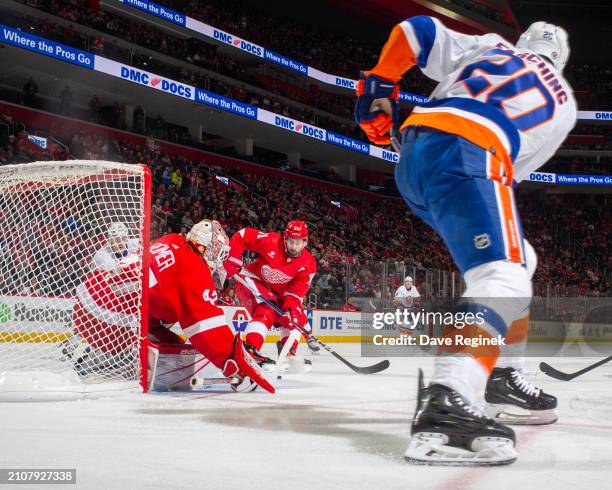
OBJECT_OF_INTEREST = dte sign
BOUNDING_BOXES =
[320,316,342,330]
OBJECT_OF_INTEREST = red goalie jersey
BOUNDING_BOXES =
[148,234,224,331]
[73,257,141,356]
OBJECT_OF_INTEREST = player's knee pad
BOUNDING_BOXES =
[463,259,532,299]
[523,239,537,280]
[462,260,532,328]
[250,305,277,330]
[244,308,277,349]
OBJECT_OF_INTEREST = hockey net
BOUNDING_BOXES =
[0,161,151,401]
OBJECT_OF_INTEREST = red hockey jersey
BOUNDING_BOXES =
[228,228,316,309]
[73,258,141,355]
[148,234,228,335]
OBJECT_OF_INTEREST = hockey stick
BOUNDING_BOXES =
[233,273,390,374]
[540,355,612,381]
[218,295,299,371]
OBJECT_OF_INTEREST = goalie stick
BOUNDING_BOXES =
[233,273,390,375]
[540,355,612,381]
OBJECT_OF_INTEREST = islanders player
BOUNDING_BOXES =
[355,20,576,464]
[223,221,316,367]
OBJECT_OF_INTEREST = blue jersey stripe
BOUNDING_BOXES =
[421,97,522,162]
[408,16,436,68]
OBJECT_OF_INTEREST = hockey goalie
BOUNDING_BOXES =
[90,222,140,271]
[223,221,318,372]
[70,220,275,393]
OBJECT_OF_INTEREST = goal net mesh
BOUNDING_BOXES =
[0,161,149,399]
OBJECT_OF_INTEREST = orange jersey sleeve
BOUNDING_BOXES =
[364,24,418,82]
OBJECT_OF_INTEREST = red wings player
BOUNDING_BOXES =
[147,220,274,392]
[223,221,317,365]
[73,220,274,393]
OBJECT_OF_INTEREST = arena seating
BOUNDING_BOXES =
[0,107,608,305]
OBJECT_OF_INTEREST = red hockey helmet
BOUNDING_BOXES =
[284,220,308,258]
[284,220,308,240]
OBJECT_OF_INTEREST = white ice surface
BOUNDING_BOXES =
[1,343,612,490]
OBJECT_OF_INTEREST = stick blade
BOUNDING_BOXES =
[352,359,390,375]
[539,361,572,381]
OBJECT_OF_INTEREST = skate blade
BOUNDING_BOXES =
[277,358,312,374]
[261,363,277,374]
[486,404,558,425]
[405,433,517,466]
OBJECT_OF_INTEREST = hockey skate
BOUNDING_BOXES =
[485,367,558,425]
[405,370,517,466]
[244,344,276,373]
[275,341,312,374]
[227,337,275,393]
[73,347,137,379]
[306,338,320,354]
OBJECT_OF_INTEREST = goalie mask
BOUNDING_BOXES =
[187,220,230,283]
[107,222,129,257]
[516,21,570,71]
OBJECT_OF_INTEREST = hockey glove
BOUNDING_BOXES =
[278,304,307,330]
[222,255,243,279]
[354,71,399,146]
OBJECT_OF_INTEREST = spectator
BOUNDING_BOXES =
[133,105,145,133]
[59,85,73,115]
[342,298,359,312]
[88,95,101,123]
[22,77,39,108]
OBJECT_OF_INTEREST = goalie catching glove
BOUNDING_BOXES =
[354,71,400,146]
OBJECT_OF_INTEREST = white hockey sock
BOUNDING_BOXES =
[430,355,489,405]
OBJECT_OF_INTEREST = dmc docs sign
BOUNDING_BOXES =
[0,295,74,336]
[118,66,194,98]
[577,111,612,121]
[258,110,326,140]
[94,58,195,100]
[212,29,264,57]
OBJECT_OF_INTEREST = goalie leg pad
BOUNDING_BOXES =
[228,335,275,393]
[149,342,222,391]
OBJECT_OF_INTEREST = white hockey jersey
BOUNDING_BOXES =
[91,238,140,272]
[365,16,577,182]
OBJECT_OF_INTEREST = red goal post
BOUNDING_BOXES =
[0,161,151,401]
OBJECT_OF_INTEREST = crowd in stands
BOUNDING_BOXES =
[0,107,609,306]
[12,0,612,156]
[447,0,504,24]
[15,0,372,140]
[2,1,611,304]
[569,64,612,110]
[543,157,612,176]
